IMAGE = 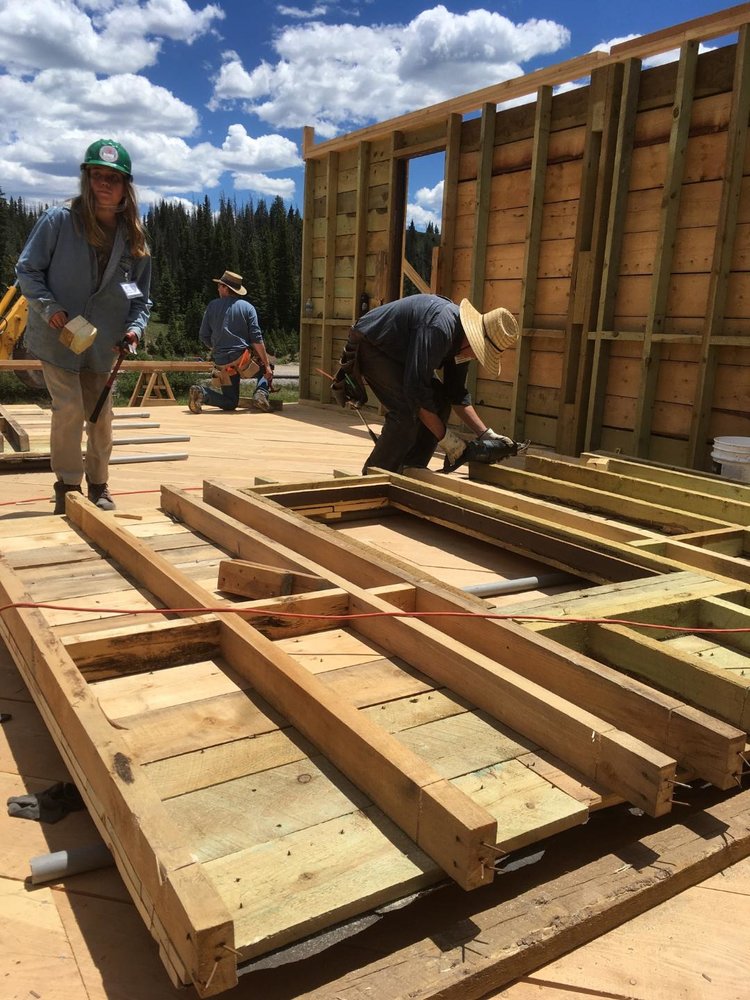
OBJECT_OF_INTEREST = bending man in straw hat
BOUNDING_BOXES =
[188,270,274,413]
[331,293,527,474]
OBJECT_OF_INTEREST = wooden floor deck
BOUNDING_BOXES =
[1,400,749,999]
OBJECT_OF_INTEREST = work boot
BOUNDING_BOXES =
[251,386,271,411]
[86,480,116,511]
[188,384,204,413]
[53,481,83,515]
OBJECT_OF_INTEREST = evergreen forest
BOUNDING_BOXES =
[1,189,440,362]
[0,191,304,360]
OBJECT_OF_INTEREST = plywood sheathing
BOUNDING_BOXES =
[300,5,750,470]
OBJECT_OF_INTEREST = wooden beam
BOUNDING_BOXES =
[512,85,551,441]
[435,113,462,298]
[353,140,371,319]
[587,620,750,732]
[557,67,608,455]
[586,58,641,451]
[298,153,316,399]
[205,479,743,790]
[612,2,750,59]
[0,405,30,452]
[474,462,730,535]
[464,102,496,401]
[319,152,339,403]
[688,27,750,467]
[633,41,698,458]
[522,453,750,525]
[268,789,750,1000]
[0,360,213,372]
[402,257,430,295]
[304,5,750,160]
[217,559,328,598]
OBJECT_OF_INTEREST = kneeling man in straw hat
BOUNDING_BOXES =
[188,270,274,414]
[331,293,528,473]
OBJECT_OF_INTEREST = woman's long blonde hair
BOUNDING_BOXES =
[72,169,149,258]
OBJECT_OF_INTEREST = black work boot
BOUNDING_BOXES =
[53,481,83,515]
[86,480,116,511]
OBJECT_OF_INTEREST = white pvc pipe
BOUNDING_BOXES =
[463,572,574,598]
[29,842,113,885]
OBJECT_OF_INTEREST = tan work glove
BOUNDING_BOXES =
[437,429,468,465]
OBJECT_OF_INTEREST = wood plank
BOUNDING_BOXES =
[0,359,213,372]
[524,453,750,525]
[145,689,470,798]
[0,404,30,452]
[475,463,728,534]
[217,558,328,598]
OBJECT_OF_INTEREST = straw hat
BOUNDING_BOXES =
[213,270,247,296]
[459,299,519,375]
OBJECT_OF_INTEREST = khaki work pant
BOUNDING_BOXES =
[41,362,113,485]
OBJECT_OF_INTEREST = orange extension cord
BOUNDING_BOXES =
[0,600,748,634]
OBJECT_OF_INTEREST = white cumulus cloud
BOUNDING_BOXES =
[211,5,571,135]
[0,0,303,205]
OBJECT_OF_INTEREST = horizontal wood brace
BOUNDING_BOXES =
[588,331,749,345]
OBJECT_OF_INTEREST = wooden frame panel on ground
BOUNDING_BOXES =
[0,468,749,994]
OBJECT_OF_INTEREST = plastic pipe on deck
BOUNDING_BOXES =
[463,572,574,598]
[29,841,113,885]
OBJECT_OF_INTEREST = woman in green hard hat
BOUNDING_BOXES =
[16,139,151,514]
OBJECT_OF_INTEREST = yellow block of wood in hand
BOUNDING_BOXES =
[59,315,97,354]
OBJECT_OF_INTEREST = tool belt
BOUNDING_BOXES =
[211,348,259,386]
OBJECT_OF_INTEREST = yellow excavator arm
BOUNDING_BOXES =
[0,283,29,360]
[0,283,46,389]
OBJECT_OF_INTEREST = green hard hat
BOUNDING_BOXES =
[81,139,132,178]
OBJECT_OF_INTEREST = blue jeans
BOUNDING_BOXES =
[357,340,450,473]
[201,372,270,411]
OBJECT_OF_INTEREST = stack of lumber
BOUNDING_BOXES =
[0,403,190,468]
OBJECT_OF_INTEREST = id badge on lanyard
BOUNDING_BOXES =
[121,282,141,299]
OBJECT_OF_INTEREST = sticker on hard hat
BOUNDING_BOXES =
[100,146,119,162]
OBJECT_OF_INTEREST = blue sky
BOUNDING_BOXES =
[0,0,739,227]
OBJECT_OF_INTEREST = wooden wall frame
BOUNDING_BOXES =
[300,4,750,470]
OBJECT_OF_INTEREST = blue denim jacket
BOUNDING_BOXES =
[199,296,263,366]
[16,205,152,373]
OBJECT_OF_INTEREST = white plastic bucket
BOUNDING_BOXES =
[711,436,750,482]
